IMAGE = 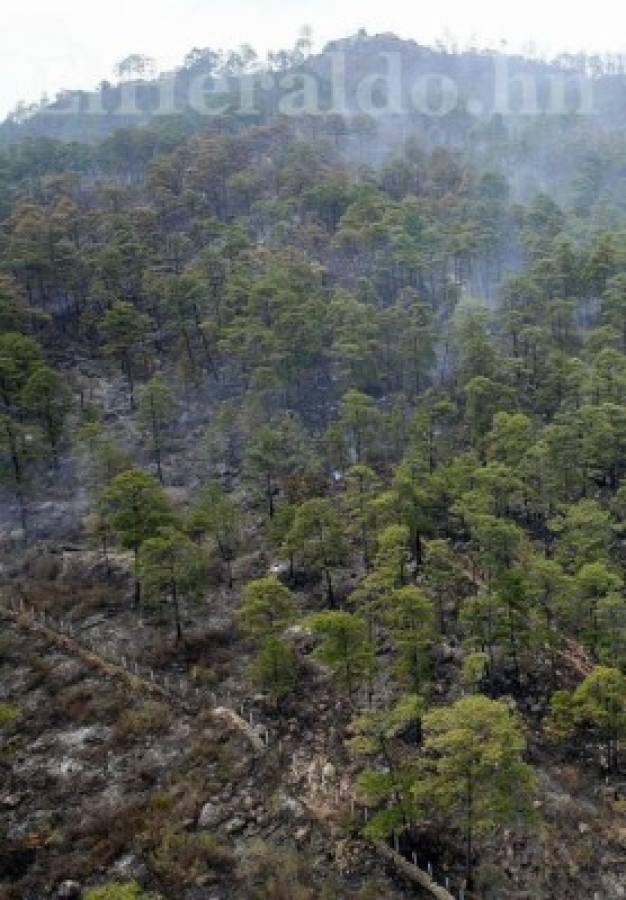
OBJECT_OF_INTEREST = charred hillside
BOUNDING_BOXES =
[1,36,626,900]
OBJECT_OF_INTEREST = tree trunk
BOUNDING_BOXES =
[5,420,27,540]
[226,558,233,590]
[172,581,182,644]
[325,567,335,608]
[152,407,164,484]
[133,547,141,608]
[465,774,474,888]
[266,472,275,518]
[17,490,28,541]
[414,529,422,567]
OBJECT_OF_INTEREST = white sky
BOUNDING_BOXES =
[3,0,626,118]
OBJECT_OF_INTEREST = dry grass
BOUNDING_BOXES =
[149,828,235,888]
[114,701,171,743]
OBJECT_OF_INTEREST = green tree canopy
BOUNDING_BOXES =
[418,695,536,884]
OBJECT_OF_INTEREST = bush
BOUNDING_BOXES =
[251,637,297,701]
[0,703,21,726]
[0,634,14,662]
[83,883,146,900]
[52,681,119,725]
[238,841,317,899]
[150,829,234,887]
[115,701,170,741]
[189,664,218,686]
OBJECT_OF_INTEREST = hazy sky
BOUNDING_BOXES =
[3,0,626,118]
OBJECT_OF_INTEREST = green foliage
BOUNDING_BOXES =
[251,636,298,701]
[385,586,437,692]
[0,702,22,725]
[418,695,537,880]
[372,523,410,588]
[116,701,171,740]
[103,469,174,550]
[137,375,176,483]
[84,881,148,900]
[548,667,626,770]
[140,526,208,641]
[150,828,234,887]
[244,414,312,517]
[101,300,152,407]
[8,68,626,893]
[20,366,69,457]
[83,882,148,900]
[462,652,489,693]
[357,767,418,840]
[0,275,30,333]
[0,332,44,409]
[75,419,132,486]
[237,576,297,640]
[550,499,613,570]
[337,389,382,464]
[102,468,175,604]
[287,498,349,606]
[187,480,242,587]
[487,412,534,468]
[309,611,374,700]
[0,413,43,532]
[423,538,462,630]
[347,693,424,758]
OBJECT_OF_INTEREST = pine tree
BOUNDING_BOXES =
[102,468,175,606]
[140,526,208,643]
[418,696,536,886]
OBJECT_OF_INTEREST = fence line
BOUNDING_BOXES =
[0,593,269,753]
[1,591,468,899]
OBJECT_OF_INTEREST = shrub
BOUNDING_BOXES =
[150,829,234,886]
[251,637,297,701]
[115,701,170,741]
[83,882,147,900]
[0,703,21,725]
[238,842,316,899]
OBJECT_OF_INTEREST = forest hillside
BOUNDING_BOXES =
[1,32,626,900]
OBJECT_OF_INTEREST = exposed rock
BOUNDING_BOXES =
[278,793,305,820]
[56,881,81,899]
[295,825,311,844]
[224,816,246,834]
[111,852,146,880]
[198,802,223,828]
